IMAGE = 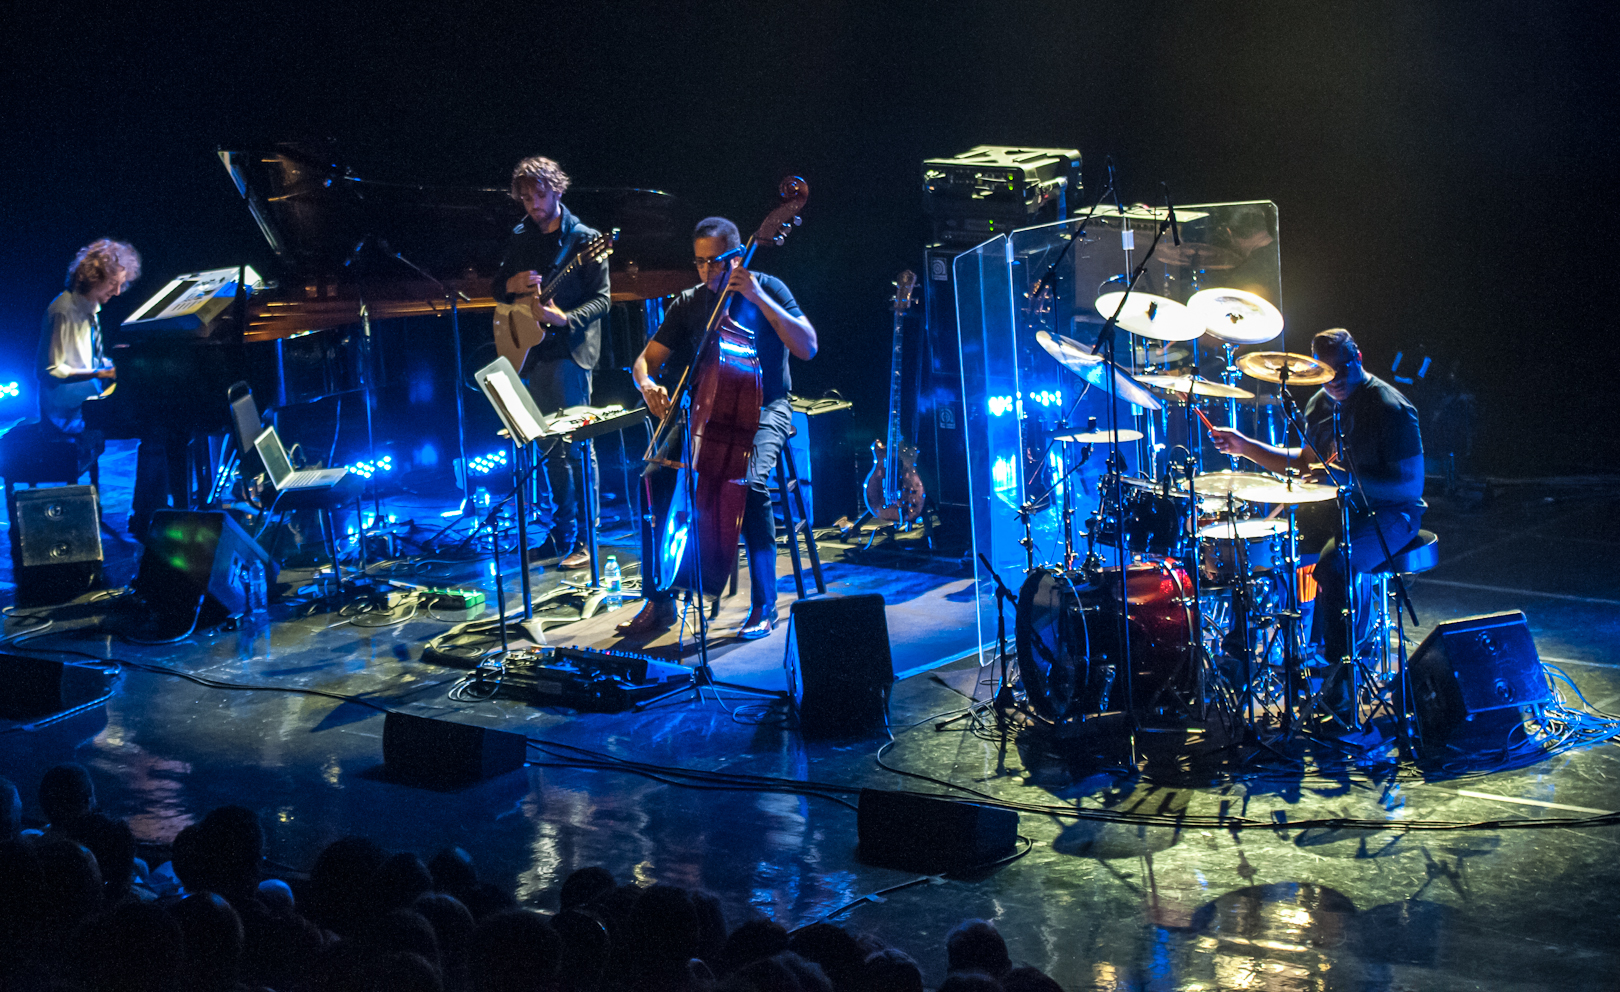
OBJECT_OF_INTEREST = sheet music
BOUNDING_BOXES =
[486,369,544,443]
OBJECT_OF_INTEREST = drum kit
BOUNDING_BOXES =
[1012,282,1371,749]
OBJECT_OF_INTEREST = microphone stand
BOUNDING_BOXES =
[1091,196,1175,770]
[382,243,473,512]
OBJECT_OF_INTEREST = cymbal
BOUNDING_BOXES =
[1187,288,1283,344]
[1136,374,1255,399]
[1153,243,1244,270]
[1197,518,1291,540]
[1035,330,1162,411]
[1053,428,1143,444]
[1231,478,1338,504]
[1236,351,1334,386]
[1142,342,1190,366]
[1177,471,1278,499]
[1094,292,1205,342]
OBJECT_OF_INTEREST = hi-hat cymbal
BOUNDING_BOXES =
[1035,331,1162,410]
[1236,351,1334,386]
[1094,292,1205,342]
[1136,374,1255,399]
[1052,428,1144,444]
[1187,288,1283,344]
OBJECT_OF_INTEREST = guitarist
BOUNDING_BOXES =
[618,217,818,639]
[491,155,612,569]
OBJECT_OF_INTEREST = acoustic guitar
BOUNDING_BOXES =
[863,269,927,528]
[492,229,616,370]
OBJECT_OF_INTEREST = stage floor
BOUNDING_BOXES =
[3,447,1618,991]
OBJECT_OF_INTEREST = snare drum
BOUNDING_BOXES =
[1016,561,1197,722]
[1195,518,1290,586]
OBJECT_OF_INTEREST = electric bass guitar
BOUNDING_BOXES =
[492,228,617,370]
[863,269,927,528]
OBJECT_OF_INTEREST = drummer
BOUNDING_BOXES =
[1209,329,1424,669]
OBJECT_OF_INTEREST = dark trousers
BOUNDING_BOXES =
[638,398,792,613]
[1301,504,1423,663]
[524,358,596,550]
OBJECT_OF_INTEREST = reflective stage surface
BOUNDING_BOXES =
[3,449,1618,991]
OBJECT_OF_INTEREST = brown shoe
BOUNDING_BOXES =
[616,600,675,636]
[559,546,592,570]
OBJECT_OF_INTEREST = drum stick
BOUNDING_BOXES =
[1194,407,1218,436]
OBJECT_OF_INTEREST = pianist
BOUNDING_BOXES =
[37,239,139,433]
[491,156,611,570]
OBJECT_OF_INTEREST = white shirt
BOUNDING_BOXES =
[37,290,112,431]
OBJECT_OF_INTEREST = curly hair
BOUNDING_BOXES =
[66,239,141,293]
[508,156,571,200]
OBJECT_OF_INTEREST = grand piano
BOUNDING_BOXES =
[86,142,692,505]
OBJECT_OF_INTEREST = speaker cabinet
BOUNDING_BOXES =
[782,594,894,737]
[857,788,1019,873]
[1407,611,1549,756]
[10,485,103,606]
[0,653,116,720]
[383,712,528,787]
[134,510,276,622]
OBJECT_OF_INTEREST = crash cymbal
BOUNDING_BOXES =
[1141,341,1191,366]
[1178,471,1278,499]
[1153,243,1244,270]
[1035,330,1162,411]
[1094,292,1205,342]
[1236,351,1334,386]
[1187,288,1283,345]
[1136,374,1255,399]
[1052,428,1144,444]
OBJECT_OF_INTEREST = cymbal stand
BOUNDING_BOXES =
[1092,199,1175,767]
[1222,343,1241,470]
[977,552,1019,714]
[1271,363,1307,738]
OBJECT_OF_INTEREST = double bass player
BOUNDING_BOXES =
[620,216,817,639]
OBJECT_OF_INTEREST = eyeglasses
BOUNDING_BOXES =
[693,256,733,268]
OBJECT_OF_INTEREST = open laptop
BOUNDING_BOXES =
[252,427,348,490]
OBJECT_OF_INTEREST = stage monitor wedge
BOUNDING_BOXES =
[783,593,894,737]
[1406,611,1550,757]
[10,485,103,607]
[135,510,276,623]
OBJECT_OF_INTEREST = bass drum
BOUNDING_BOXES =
[1015,562,1198,724]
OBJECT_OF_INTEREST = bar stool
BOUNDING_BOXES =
[1365,529,1440,682]
[715,426,826,617]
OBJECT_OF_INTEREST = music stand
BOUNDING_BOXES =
[473,356,550,643]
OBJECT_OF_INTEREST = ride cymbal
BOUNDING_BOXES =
[1052,428,1144,444]
[1137,374,1255,399]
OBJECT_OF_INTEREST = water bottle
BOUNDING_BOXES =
[602,555,622,609]
[245,560,268,616]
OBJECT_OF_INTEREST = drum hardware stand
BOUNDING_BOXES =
[977,553,1020,718]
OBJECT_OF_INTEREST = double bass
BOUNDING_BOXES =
[648,177,810,596]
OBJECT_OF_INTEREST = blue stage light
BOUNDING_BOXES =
[0,381,19,399]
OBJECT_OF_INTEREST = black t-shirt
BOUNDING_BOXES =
[651,275,802,405]
[1305,372,1425,514]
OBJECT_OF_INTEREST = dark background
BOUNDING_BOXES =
[3,1,1614,479]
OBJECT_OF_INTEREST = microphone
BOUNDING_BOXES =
[1162,183,1181,246]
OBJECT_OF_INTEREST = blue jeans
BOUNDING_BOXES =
[524,359,597,550]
